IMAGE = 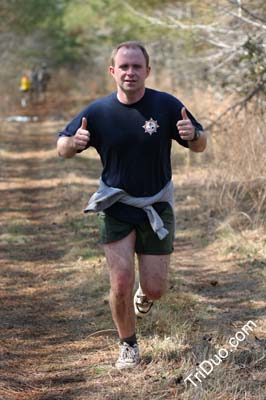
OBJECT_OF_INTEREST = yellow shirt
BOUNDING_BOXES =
[20,75,31,91]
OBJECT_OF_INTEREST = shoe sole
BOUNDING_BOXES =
[134,291,153,318]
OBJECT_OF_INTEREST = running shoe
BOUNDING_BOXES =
[115,342,140,369]
[134,286,153,318]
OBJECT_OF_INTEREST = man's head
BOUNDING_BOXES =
[110,41,150,68]
[109,41,151,102]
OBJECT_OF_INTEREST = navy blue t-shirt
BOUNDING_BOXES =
[58,88,203,223]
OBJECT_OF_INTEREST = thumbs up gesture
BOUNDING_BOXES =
[176,107,196,141]
[73,117,90,150]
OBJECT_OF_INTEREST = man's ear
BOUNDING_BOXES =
[146,66,151,77]
[109,65,114,76]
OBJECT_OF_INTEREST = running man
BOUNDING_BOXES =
[19,72,32,107]
[57,41,207,369]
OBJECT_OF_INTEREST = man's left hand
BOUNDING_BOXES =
[176,107,195,141]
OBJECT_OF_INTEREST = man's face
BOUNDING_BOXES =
[109,47,150,94]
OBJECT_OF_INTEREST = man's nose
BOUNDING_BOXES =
[126,67,135,75]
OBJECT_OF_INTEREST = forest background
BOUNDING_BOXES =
[1,0,266,234]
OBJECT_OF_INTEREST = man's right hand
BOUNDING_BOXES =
[72,117,90,150]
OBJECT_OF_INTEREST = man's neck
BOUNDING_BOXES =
[117,88,145,105]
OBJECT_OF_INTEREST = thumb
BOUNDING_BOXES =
[81,117,87,130]
[181,107,188,120]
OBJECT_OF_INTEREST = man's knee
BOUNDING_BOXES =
[141,284,167,300]
[111,270,134,298]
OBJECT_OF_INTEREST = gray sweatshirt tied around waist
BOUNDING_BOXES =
[84,178,175,240]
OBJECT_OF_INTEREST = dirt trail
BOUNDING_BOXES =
[0,117,265,400]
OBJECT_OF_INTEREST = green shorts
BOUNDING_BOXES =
[97,204,175,255]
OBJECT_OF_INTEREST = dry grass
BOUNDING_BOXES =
[0,87,265,400]
[206,102,265,229]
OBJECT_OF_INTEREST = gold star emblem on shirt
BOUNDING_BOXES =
[142,118,160,135]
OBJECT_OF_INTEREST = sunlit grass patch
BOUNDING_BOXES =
[61,213,103,261]
[215,226,266,266]
[1,219,34,236]
[0,220,37,248]
[1,232,30,245]
[63,213,98,233]
[141,334,183,363]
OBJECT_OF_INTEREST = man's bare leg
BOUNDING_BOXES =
[137,254,170,299]
[103,230,136,339]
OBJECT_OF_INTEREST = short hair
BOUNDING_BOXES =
[110,41,150,67]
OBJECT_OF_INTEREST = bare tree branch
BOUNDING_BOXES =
[125,0,265,119]
[228,0,266,23]
[205,80,266,130]
[125,4,235,34]
[228,10,266,29]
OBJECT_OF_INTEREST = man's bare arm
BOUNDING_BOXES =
[57,136,77,158]
[188,130,207,153]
